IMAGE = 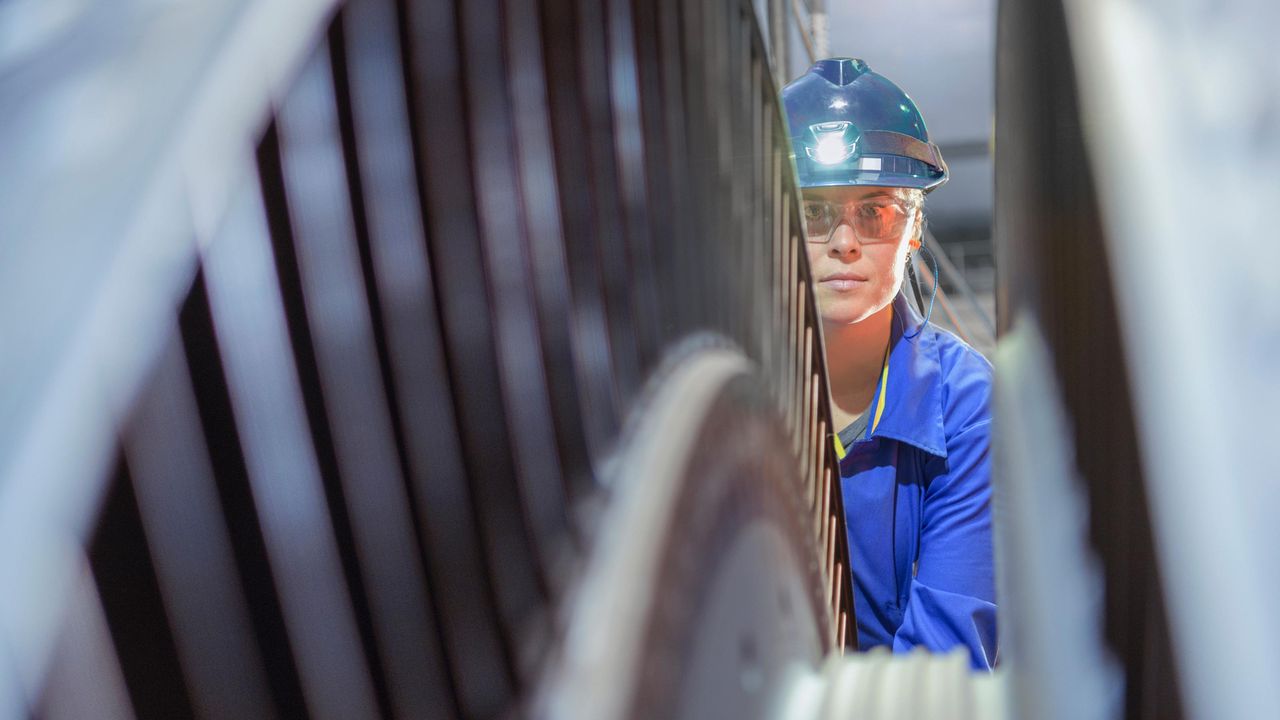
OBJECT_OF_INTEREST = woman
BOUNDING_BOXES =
[783,58,997,669]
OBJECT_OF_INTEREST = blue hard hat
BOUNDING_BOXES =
[782,58,948,192]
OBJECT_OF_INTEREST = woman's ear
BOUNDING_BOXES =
[910,205,926,248]
[909,210,924,250]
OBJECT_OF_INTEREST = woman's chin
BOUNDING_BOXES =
[817,292,895,326]
[820,307,875,326]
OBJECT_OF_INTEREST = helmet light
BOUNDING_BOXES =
[805,121,858,165]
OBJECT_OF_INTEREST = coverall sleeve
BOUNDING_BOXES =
[891,420,998,669]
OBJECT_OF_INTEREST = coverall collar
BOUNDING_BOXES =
[863,291,949,458]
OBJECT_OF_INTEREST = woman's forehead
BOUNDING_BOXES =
[801,185,918,202]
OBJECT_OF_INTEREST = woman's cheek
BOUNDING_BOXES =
[874,265,899,305]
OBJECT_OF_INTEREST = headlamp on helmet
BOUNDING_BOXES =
[807,121,859,165]
[783,58,949,192]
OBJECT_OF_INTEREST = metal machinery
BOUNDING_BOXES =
[4,0,1278,718]
[995,1,1280,719]
[0,0,929,717]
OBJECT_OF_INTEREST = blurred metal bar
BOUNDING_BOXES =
[629,0,682,348]
[993,320,1120,720]
[532,0,623,460]
[0,644,21,720]
[607,0,663,372]
[180,270,313,718]
[504,0,597,502]
[995,0,1187,715]
[273,35,453,720]
[123,331,274,720]
[730,4,753,349]
[0,0,341,709]
[789,0,816,64]
[707,0,731,339]
[802,325,815,483]
[743,11,763,352]
[768,0,788,86]
[340,0,500,713]
[790,275,804,454]
[658,0,697,336]
[85,464,189,716]
[1057,0,1280,714]
[749,46,770,373]
[561,0,645,403]
[458,0,572,599]
[810,0,827,58]
[400,0,546,684]
[769,124,785,399]
[35,557,135,720]
[201,173,379,720]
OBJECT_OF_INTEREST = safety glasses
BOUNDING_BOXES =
[801,195,919,245]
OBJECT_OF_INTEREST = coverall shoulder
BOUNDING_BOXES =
[836,291,997,669]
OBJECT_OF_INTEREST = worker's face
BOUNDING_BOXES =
[801,185,923,325]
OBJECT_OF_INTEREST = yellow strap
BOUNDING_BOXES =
[870,341,890,434]
[832,338,891,459]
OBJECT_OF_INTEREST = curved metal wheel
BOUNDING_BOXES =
[540,342,827,720]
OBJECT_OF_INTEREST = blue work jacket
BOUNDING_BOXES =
[835,292,997,669]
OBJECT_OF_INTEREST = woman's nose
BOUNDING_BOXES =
[828,222,860,257]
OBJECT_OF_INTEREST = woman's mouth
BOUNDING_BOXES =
[819,272,867,292]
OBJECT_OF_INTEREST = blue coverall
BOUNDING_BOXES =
[835,292,997,669]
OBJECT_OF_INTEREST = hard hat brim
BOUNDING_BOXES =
[796,171,948,193]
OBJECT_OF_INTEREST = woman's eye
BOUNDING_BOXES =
[856,205,889,226]
[864,201,900,216]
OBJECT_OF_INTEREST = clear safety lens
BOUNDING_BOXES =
[802,196,916,244]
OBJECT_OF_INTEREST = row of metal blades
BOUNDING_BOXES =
[27,0,855,718]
